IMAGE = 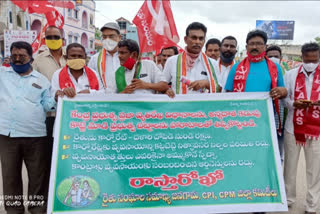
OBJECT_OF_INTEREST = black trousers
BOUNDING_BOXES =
[0,135,50,214]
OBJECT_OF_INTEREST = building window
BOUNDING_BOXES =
[121,34,126,40]
[118,21,126,30]
[82,11,88,28]
[68,35,73,44]
[68,9,72,17]
[90,40,94,49]
[90,14,93,25]
[9,11,12,23]
[74,10,78,19]
[74,36,78,43]
[17,15,22,27]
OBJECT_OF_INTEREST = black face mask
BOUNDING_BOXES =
[220,51,235,64]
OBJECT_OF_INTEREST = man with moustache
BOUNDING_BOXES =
[205,38,221,60]
[160,46,179,69]
[32,25,67,200]
[217,36,237,90]
[0,41,56,214]
[163,22,221,97]
[88,22,121,93]
[225,30,287,214]
[225,29,286,97]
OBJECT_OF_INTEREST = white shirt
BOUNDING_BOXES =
[163,54,221,94]
[87,49,120,93]
[51,67,105,97]
[217,58,235,91]
[124,60,166,94]
[282,65,316,134]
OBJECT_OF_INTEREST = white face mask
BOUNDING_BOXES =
[269,57,280,65]
[303,62,319,72]
[102,38,118,51]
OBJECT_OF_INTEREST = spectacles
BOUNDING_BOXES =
[45,35,61,40]
[247,42,265,47]
[10,54,28,62]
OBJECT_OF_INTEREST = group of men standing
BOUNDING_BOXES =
[0,20,319,214]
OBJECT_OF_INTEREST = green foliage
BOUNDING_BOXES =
[315,37,320,46]
[293,56,302,62]
[95,27,102,40]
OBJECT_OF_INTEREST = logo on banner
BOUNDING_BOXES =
[57,175,100,208]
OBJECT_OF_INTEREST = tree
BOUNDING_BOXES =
[293,56,302,62]
[94,27,102,52]
[95,27,101,40]
[315,37,320,46]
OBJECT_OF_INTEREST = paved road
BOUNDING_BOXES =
[0,152,318,214]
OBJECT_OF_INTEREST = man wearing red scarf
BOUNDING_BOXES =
[225,30,287,97]
[51,43,104,99]
[225,30,287,214]
[282,42,320,214]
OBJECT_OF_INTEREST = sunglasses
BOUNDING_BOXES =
[45,35,61,40]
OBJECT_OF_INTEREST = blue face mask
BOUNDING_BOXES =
[10,61,32,74]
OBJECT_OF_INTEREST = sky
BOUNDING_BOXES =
[94,1,320,53]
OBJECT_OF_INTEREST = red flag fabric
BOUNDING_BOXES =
[11,0,74,12]
[45,9,64,28]
[133,0,180,55]
[49,0,75,9]
[32,24,47,53]
[11,0,67,53]
[32,8,64,53]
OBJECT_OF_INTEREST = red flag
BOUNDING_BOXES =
[49,0,75,9]
[32,24,47,53]
[45,8,64,28]
[11,0,67,53]
[11,0,74,12]
[32,8,64,53]
[133,0,180,55]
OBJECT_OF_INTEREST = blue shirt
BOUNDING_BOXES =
[0,67,56,137]
[225,59,285,92]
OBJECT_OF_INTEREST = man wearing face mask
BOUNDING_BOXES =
[163,22,221,98]
[0,41,56,214]
[32,25,67,193]
[217,36,237,90]
[266,45,287,164]
[225,30,287,144]
[88,22,121,93]
[282,42,320,214]
[116,39,168,94]
[51,43,104,98]
[33,25,67,81]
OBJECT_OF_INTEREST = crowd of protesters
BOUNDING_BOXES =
[0,21,319,214]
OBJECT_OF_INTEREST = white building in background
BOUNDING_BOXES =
[116,17,139,45]
[0,0,96,56]
[29,0,96,54]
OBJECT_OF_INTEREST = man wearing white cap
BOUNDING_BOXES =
[88,22,122,93]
